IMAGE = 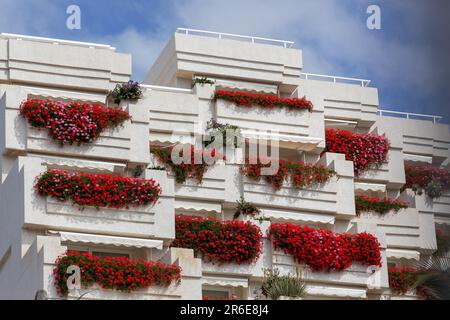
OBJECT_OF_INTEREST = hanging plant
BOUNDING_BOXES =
[233,197,261,220]
[151,145,219,184]
[355,194,408,216]
[268,223,382,272]
[403,163,450,198]
[19,98,130,146]
[213,89,313,112]
[35,169,161,209]
[108,80,143,104]
[240,157,336,191]
[325,129,391,176]
[53,251,181,296]
[171,214,263,265]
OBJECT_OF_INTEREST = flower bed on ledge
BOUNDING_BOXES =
[213,89,313,112]
[325,129,390,176]
[355,194,408,216]
[151,145,219,184]
[268,223,382,272]
[403,163,450,198]
[240,158,335,191]
[54,251,181,295]
[35,169,161,209]
[171,215,263,264]
[19,98,130,145]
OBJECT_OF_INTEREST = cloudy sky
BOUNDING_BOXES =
[1,0,449,121]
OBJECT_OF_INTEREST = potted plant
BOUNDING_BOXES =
[107,80,143,105]
[233,197,261,220]
[260,268,306,300]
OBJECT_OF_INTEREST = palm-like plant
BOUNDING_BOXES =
[260,268,307,300]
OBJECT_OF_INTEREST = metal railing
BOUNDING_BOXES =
[0,33,115,50]
[301,72,371,87]
[176,28,295,48]
[378,109,443,123]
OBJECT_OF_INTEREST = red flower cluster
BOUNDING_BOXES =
[213,90,313,112]
[268,223,382,272]
[325,129,391,176]
[151,146,219,184]
[19,98,130,145]
[171,214,263,264]
[240,157,335,190]
[404,163,450,191]
[388,266,417,295]
[35,169,161,209]
[53,251,181,295]
[355,194,408,216]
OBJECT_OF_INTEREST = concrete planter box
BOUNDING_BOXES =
[6,156,175,240]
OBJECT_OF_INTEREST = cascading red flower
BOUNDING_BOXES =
[268,223,382,272]
[325,129,390,176]
[213,89,313,112]
[151,145,220,184]
[35,169,161,209]
[171,214,263,265]
[355,194,408,216]
[19,98,130,145]
[240,157,335,191]
[53,251,181,295]
[403,163,450,191]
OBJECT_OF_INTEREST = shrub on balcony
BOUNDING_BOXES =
[240,157,336,191]
[171,214,263,264]
[403,163,450,198]
[35,169,161,209]
[325,129,391,176]
[268,223,382,272]
[19,98,130,146]
[213,89,313,112]
[205,118,241,148]
[233,197,261,220]
[53,251,181,295]
[355,194,408,216]
[151,145,219,184]
[108,80,143,104]
[260,268,307,300]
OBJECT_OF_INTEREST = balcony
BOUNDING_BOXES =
[0,85,150,164]
[225,153,356,220]
[0,33,131,91]
[2,156,175,240]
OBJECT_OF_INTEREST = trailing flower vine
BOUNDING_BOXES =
[53,251,181,295]
[213,89,313,112]
[19,98,130,146]
[240,157,336,191]
[325,129,391,176]
[268,223,382,272]
[171,214,263,265]
[151,145,219,184]
[355,194,408,216]
[403,163,450,198]
[35,169,161,209]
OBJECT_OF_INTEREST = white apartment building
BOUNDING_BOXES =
[0,29,449,300]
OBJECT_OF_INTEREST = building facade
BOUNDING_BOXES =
[0,29,449,300]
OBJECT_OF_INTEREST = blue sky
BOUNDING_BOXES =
[1,0,449,121]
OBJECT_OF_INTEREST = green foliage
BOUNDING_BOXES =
[233,197,261,220]
[260,268,307,300]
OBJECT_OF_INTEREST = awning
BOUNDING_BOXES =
[260,208,335,225]
[386,249,420,261]
[150,132,194,145]
[241,130,323,152]
[42,158,126,174]
[52,231,163,250]
[306,285,367,299]
[403,153,433,164]
[175,199,222,214]
[202,275,248,288]
[354,182,386,193]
